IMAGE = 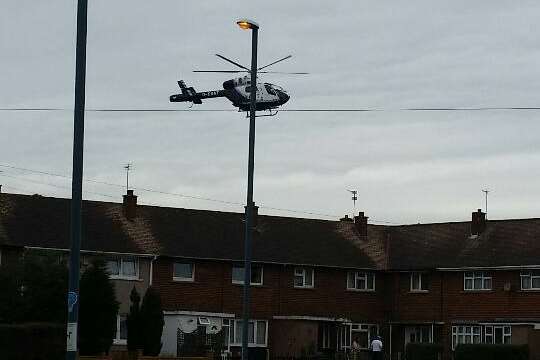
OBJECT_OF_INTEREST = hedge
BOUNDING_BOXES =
[454,344,529,360]
[0,322,65,360]
[405,343,443,360]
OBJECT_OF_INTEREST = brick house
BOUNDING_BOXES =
[1,191,540,359]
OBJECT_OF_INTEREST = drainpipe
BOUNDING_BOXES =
[389,324,392,360]
[149,255,158,286]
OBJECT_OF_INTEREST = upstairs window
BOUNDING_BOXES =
[232,264,263,285]
[173,262,194,282]
[464,271,491,291]
[106,257,139,280]
[521,271,540,290]
[347,271,375,291]
[294,267,314,288]
[410,272,429,292]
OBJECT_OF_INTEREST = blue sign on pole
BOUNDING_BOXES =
[67,291,78,313]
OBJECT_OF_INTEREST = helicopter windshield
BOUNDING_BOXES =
[267,83,287,94]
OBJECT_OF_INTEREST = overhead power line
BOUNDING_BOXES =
[0,163,401,222]
[3,106,540,113]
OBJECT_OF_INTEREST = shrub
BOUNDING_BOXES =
[405,343,443,360]
[139,286,165,356]
[127,286,142,351]
[454,344,529,360]
[0,323,65,360]
[79,259,119,355]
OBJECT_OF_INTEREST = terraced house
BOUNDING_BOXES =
[1,191,540,360]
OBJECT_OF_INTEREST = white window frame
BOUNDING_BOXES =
[321,323,332,349]
[347,271,376,291]
[228,319,268,347]
[231,264,263,286]
[521,271,540,290]
[107,257,140,280]
[410,272,429,292]
[294,267,314,288]
[451,325,482,350]
[405,326,433,345]
[113,314,128,345]
[173,262,195,282]
[463,271,492,291]
[484,325,511,344]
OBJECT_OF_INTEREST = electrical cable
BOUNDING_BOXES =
[0,163,397,223]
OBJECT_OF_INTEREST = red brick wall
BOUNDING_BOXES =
[152,258,386,321]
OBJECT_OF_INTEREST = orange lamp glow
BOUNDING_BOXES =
[236,19,259,30]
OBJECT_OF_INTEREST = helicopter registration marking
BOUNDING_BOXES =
[200,91,220,97]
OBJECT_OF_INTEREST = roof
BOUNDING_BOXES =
[387,219,540,269]
[0,193,381,269]
[1,192,540,270]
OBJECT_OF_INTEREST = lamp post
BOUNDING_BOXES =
[237,18,259,360]
[66,0,88,359]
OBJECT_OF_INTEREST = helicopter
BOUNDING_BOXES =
[170,54,307,116]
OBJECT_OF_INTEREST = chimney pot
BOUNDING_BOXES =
[354,211,369,237]
[123,190,137,220]
[471,209,486,235]
[340,215,353,222]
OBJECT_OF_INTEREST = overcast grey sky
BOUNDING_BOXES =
[2,1,540,224]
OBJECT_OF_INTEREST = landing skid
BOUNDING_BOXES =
[242,109,279,118]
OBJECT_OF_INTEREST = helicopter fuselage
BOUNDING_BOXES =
[170,76,290,111]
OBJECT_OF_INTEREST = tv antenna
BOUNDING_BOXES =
[124,163,132,192]
[482,189,490,219]
[347,189,358,215]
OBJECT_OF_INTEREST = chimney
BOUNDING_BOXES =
[340,215,353,222]
[123,190,137,220]
[471,208,486,235]
[354,211,369,237]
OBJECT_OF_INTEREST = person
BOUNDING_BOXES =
[370,335,383,360]
[350,340,361,360]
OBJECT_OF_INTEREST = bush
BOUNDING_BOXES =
[139,286,165,356]
[405,343,443,360]
[455,344,529,360]
[0,323,65,360]
[79,259,119,355]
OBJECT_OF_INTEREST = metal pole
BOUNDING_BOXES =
[66,0,88,359]
[242,25,258,360]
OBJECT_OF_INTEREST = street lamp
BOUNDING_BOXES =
[237,18,258,360]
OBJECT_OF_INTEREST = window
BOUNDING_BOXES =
[347,271,375,291]
[464,271,491,290]
[485,325,511,344]
[405,326,432,344]
[264,84,276,95]
[521,271,540,290]
[451,326,481,349]
[294,267,314,288]
[410,272,429,292]
[228,319,267,346]
[106,257,139,280]
[173,262,194,281]
[114,314,128,345]
[321,324,332,349]
[232,264,263,285]
[338,324,352,350]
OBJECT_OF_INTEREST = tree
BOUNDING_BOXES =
[127,286,142,351]
[139,286,164,355]
[0,251,67,324]
[79,259,119,355]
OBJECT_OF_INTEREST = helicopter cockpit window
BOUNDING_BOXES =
[264,84,276,95]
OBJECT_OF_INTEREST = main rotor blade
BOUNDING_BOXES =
[193,70,248,73]
[257,71,309,74]
[258,55,292,70]
[215,54,250,71]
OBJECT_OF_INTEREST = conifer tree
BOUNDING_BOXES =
[139,286,164,355]
[127,286,142,351]
[79,259,119,355]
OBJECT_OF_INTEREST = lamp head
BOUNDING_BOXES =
[236,19,259,30]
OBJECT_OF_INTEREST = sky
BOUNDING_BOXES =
[1,1,540,224]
